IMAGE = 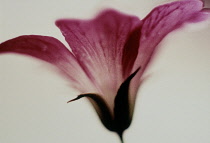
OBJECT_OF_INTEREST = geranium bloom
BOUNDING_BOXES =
[0,0,209,142]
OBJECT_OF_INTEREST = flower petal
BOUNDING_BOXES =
[0,35,96,92]
[56,10,141,108]
[130,0,210,111]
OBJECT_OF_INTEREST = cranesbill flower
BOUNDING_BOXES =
[0,0,209,142]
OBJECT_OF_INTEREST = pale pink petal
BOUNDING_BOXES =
[130,0,210,109]
[0,35,96,92]
[56,9,141,108]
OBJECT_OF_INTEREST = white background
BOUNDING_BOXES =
[0,0,210,143]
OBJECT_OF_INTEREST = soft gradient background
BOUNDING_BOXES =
[0,0,210,143]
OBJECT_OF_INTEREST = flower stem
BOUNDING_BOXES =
[118,132,124,143]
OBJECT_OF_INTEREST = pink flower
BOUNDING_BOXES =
[0,0,209,142]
